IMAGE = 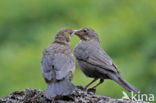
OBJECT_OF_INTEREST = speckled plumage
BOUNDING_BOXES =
[41,28,75,98]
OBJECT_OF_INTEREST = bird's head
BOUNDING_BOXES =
[74,27,99,41]
[54,28,74,44]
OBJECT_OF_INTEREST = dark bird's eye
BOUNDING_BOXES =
[69,32,73,35]
[83,30,87,32]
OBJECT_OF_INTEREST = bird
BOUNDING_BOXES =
[74,27,139,93]
[41,28,75,102]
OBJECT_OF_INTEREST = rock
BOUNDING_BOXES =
[0,86,145,103]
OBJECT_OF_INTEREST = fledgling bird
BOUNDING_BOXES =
[74,27,139,93]
[41,28,75,102]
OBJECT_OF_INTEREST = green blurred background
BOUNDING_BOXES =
[0,0,156,99]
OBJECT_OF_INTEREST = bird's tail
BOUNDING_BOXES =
[109,74,140,93]
[44,79,75,98]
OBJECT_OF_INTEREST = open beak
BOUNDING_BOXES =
[73,30,78,32]
[69,30,77,36]
[73,30,80,35]
[73,30,78,34]
[71,30,78,36]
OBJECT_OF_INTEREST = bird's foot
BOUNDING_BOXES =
[83,87,87,91]
[87,88,96,94]
[76,86,87,91]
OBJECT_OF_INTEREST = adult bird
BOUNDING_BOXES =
[41,28,75,102]
[74,27,139,93]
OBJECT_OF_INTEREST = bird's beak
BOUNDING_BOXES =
[73,30,80,35]
[73,30,78,34]
[73,30,78,32]
[70,30,77,36]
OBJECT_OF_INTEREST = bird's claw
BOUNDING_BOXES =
[87,88,96,94]
[83,87,87,91]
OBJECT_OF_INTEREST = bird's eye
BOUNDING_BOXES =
[69,32,73,35]
[83,30,87,32]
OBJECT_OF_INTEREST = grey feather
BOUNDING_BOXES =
[74,40,118,73]
[107,72,139,92]
[44,78,75,98]
[74,28,139,93]
[42,45,74,81]
[42,42,75,98]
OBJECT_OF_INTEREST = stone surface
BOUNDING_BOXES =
[0,87,145,103]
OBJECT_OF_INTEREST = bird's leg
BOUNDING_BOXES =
[92,79,104,89]
[83,78,98,91]
[87,79,104,93]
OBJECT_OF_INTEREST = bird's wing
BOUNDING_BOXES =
[87,47,119,73]
[42,53,74,82]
